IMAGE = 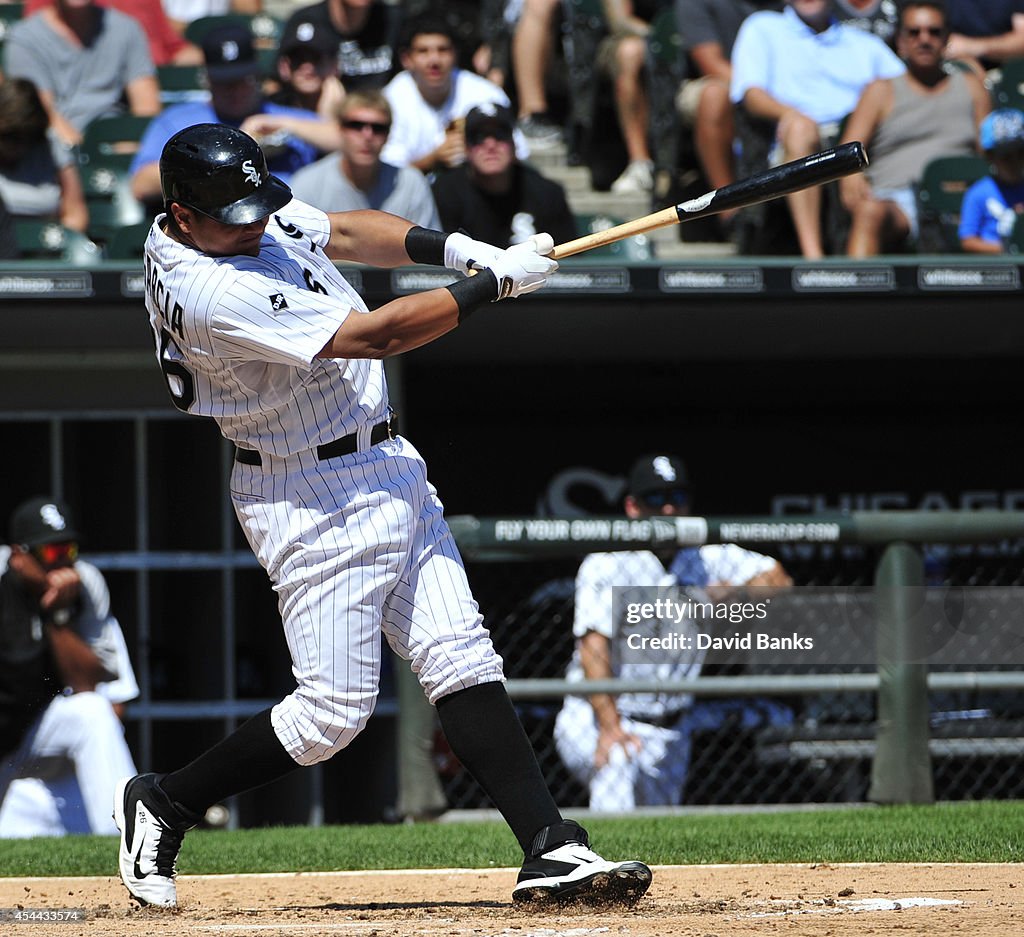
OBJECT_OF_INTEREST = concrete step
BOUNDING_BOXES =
[566,190,651,220]
[524,140,570,173]
[652,240,738,261]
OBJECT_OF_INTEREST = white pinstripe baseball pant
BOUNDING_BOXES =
[229,435,505,766]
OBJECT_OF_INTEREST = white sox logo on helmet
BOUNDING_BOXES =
[242,160,262,185]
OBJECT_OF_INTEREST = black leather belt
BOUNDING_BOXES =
[235,415,397,466]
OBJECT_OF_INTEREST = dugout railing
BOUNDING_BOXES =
[427,511,1024,813]
[3,406,1023,821]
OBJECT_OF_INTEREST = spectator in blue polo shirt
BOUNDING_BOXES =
[730,0,905,258]
[959,108,1024,253]
[129,23,330,211]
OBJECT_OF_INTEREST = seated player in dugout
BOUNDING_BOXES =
[555,454,793,810]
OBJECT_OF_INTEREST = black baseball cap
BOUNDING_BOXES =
[9,496,81,548]
[280,18,337,57]
[464,103,515,144]
[627,454,689,498]
[202,24,261,82]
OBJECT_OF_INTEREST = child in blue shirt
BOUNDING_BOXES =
[959,108,1024,253]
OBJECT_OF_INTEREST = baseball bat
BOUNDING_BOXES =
[550,141,869,260]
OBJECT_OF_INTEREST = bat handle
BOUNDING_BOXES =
[551,206,680,260]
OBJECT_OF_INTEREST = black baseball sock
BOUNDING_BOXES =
[160,708,298,814]
[435,681,562,854]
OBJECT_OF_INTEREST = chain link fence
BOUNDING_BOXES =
[431,527,1024,811]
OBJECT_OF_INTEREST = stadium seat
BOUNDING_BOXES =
[574,213,654,261]
[80,114,152,164]
[156,64,207,106]
[0,1,22,59]
[78,116,152,245]
[105,222,152,260]
[916,155,989,253]
[0,2,22,36]
[992,57,1024,111]
[13,221,102,264]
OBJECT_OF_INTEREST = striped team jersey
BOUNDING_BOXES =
[142,198,389,456]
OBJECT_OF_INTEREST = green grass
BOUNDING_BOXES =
[3,802,1022,878]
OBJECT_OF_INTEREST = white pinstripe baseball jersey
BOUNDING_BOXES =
[142,197,389,456]
[142,196,505,767]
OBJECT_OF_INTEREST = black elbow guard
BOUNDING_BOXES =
[404,226,447,266]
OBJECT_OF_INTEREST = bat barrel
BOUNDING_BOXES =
[549,142,869,260]
[677,141,869,220]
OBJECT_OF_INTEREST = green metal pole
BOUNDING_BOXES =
[869,542,934,804]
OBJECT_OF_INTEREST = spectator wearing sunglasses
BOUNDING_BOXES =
[289,89,440,227]
[431,103,576,248]
[553,454,792,811]
[0,496,138,836]
[839,0,989,256]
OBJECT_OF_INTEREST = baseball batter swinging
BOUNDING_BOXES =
[113,124,651,909]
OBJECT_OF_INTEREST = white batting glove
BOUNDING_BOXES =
[486,247,559,300]
[443,232,505,276]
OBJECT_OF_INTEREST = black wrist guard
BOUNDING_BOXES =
[446,271,498,322]
[404,226,447,266]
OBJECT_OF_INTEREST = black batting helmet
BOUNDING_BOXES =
[159,123,292,224]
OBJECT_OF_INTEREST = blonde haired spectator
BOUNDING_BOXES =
[289,88,440,226]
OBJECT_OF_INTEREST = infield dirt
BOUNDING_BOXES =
[1,862,1021,936]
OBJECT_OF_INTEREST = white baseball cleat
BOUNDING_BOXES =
[512,820,652,906]
[113,773,199,907]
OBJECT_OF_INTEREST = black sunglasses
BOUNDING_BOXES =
[341,119,390,136]
[640,489,689,509]
[903,26,945,38]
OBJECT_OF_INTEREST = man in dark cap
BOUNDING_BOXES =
[129,23,328,208]
[269,16,346,117]
[0,496,138,836]
[279,0,402,93]
[431,102,577,247]
[553,455,791,810]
